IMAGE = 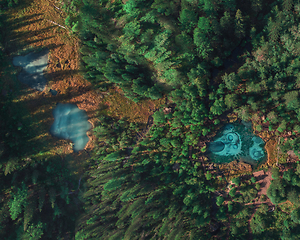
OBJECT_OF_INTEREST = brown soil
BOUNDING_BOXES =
[5,0,162,177]
[253,169,272,197]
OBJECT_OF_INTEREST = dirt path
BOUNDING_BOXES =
[253,169,272,201]
[246,169,273,239]
[222,169,274,239]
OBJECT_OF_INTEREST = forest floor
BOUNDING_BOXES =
[250,169,272,202]
[4,0,162,178]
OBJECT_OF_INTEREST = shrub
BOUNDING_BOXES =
[206,172,212,180]
[232,177,241,186]
[283,169,294,182]
[229,187,237,197]
[287,189,300,205]
[272,167,280,180]
[216,196,225,206]
[260,194,267,201]
[267,179,287,204]
[291,208,300,224]
[251,177,256,183]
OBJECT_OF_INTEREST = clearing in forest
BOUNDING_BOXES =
[4,0,162,177]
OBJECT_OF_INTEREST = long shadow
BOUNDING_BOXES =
[19,35,55,46]
[7,27,57,52]
[10,26,56,39]
[0,3,87,238]
[5,27,60,55]
[6,13,42,24]
[2,3,100,154]
[9,18,44,30]
[12,42,64,54]
[44,69,85,79]
[2,13,41,47]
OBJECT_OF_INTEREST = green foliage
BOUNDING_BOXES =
[104,177,126,191]
[232,177,241,186]
[267,179,287,205]
[222,72,240,90]
[220,11,233,32]
[287,189,300,205]
[228,202,233,212]
[104,151,122,161]
[193,17,213,59]
[251,177,256,183]
[8,183,28,220]
[216,196,225,206]
[179,9,197,32]
[250,204,272,234]
[272,167,280,180]
[22,222,45,240]
[205,172,212,180]
[0,0,19,8]
[229,187,237,197]
[153,110,167,124]
[283,169,294,182]
[234,9,245,39]
[291,208,300,224]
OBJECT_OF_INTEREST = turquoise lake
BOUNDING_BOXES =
[208,121,266,165]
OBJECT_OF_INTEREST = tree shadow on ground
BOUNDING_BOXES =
[0,2,87,237]
[8,15,43,30]
[2,0,102,159]
[6,26,57,53]
[45,69,85,80]
[15,35,55,48]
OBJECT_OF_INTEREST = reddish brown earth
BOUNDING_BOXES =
[5,0,162,176]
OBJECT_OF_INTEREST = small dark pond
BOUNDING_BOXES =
[50,103,92,152]
[12,48,49,91]
[49,89,58,95]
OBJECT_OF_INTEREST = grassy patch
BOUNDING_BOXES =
[103,87,164,123]
[264,138,277,166]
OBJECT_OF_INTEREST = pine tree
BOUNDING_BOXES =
[222,0,236,12]
[251,0,263,13]
[179,8,197,32]
[284,90,299,110]
[234,9,245,39]
[291,208,300,223]
[283,0,293,12]
[193,17,213,58]
[104,151,123,161]
[8,183,28,220]
[222,72,241,90]
[267,17,280,42]
[220,11,233,34]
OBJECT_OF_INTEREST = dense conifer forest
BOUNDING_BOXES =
[3,0,300,239]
